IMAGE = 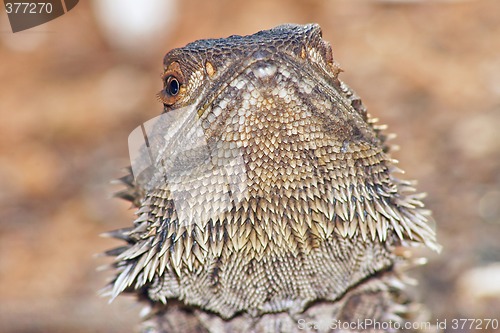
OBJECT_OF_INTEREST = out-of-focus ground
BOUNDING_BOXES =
[0,0,499,332]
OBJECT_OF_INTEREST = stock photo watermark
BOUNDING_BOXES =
[128,105,248,228]
[3,0,79,32]
[296,318,499,332]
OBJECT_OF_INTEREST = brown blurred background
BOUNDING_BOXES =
[1,0,499,332]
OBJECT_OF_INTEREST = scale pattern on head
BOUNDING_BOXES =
[106,24,439,320]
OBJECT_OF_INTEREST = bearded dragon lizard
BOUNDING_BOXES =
[104,24,440,333]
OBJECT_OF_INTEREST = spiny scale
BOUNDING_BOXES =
[105,24,440,332]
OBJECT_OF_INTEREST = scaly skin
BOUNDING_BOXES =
[105,24,440,333]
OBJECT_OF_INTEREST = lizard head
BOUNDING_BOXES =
[158,24,369,141]
[158,24,342,111]
[150,23,385,197]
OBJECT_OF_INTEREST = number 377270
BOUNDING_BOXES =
[451,319,499,330]
[5,2,53,14]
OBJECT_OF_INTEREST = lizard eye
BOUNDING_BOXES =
[165,76,180,96]
[158,70,184,106]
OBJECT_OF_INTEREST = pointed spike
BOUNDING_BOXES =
[147,254,160,281]
[348,219,358,238]
[386,276,406,290]
[113,190,136,203]
[364,200,378,220]
[111,265,133,299]
[390,218,404,240]
[348,198,355,222]
[336,220,349,238]
[158,252,167,277]
[171,242,183,276]
[192,243,206,264]
[375,217,385,242]
[367,214,377,241]
[358,220,368,242]
[103,246,130,257]
[158,294,167,304]
[100,228,132,241]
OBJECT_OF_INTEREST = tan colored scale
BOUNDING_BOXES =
[106,24,440,333]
